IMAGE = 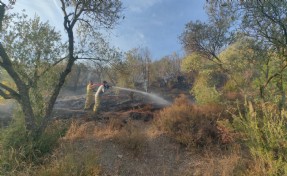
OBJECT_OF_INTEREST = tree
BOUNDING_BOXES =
[208,0,287,108]
[113,48,151,91]
[179,1,238,94]
[238,1,287,109]
[151,53,182,88]
[0,13,64,131]
[179,0,238,102]
[218,37,266,94]
[0,0,123,133]
[180,0,235,65]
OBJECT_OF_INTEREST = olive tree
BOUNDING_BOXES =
[0,0,123,133]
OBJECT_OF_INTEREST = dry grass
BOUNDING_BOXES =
[195,152,242,176]
[114,122,147,156]
[63,120,95,140]
[108,117,124,131]
[91,117,124,139]
[34,142,101,176]
[177,144,245,176]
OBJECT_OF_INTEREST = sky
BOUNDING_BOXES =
[4,0,208,60]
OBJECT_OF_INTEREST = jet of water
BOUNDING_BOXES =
[113,86,171,106]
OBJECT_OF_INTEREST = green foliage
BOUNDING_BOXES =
[0,12,65,131]
[233,102,287,175]
[181,53,224,104]
[191,73,221,104]
[0,111,67,174]
[180,20,231,58]
[0,70,14,103]
[219,38,256,70]
[181,53,203,72]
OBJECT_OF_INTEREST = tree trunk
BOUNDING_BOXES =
[19,94,36,131]
[0,43,36,131]
[38,26,76,133]
[73,66,81,91]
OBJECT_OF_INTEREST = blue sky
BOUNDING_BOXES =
[4,0,208,60]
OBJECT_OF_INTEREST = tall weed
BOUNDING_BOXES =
[233,101,287,175]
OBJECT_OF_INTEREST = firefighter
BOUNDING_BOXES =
[93,80,111,114]
[84,80,97,110]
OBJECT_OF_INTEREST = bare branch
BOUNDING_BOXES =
[77,57,110,62]
[37,55,68,78]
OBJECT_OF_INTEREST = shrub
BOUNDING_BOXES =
[233,101,287,175]
[191,74,222,104]
[154,94,234,149]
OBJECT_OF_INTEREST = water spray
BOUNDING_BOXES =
[113,86,171,106]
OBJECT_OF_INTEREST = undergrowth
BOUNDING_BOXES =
[233,101,287,175]
[154,94,234,149]
[114,122,147,156]
[0,112,67,175]
[34,142,101,176]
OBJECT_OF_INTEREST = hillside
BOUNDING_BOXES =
[30,88,240,176]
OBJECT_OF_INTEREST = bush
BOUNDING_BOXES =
[233,101,287,175]
[0,112,67,175]
[191,74,222,104]
[154,94,234,149]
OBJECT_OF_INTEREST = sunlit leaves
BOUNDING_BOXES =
[191,73,221,104]
[181,53,204,72]
[0,12,64,118]
[2,13,64,83]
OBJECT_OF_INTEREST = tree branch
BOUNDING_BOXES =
[263,63,287,88]
[37,55,68,79]
[77,57,110,62]
[0,89,12,99]
[0,81,19,97]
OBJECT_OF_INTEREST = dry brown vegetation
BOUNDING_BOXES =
[114,123,148,157]
[154,94,235,149]
[43,94,242,175]
[2,92,273,175]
